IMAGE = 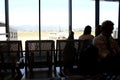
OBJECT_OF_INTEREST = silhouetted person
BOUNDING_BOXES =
[79,25,94,40]
[78,26,98,75]
[93,20,120,75]
[95,25,102,36]
[78,26,94,71]
[63,31,76,74]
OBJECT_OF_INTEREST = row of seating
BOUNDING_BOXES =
[0,40,24,79]
[0,39,93,78]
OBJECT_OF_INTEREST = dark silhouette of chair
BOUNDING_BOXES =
[25,40,55,78]
[78,39,92,57]
[78,39,98,75]
[54,39,79,77]
[0,40,24,78]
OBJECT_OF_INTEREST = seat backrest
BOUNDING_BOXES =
[55,39,79,65]
[77,39,98,74]
[78,39,92,55]
[25,40,55,64]
[0,40,23,64]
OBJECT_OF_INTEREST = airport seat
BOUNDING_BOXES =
[0,40,24,78]
[25,40,55,78]
[78,39,99,75]
[54,39,79,77]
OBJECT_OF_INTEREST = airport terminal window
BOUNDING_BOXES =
[3,0,120,50]
[0,0,5,23]
[100,1,119,38]
[0,0,6,40]
[41,0,68,40]
[72,0,95,39]
[9,0,39,50]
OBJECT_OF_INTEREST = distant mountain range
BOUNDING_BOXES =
[12,25,39,31]
[11,25,84,31]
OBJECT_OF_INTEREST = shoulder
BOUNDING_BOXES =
[79,35,84,39]
[94,34,103,40]
[93,34,104,44]
[86,34,94,39]
[90,34,94,38]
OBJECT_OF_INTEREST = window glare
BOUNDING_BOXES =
[41,0,69,40]
[100,1,119,38]
[73,0,95,39]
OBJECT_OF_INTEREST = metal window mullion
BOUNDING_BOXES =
[118,0,120,41]
[5,0,10,40]
[95,0,100,36]
[69,0,72,34]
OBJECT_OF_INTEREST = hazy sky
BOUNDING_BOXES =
[0,0,119,30]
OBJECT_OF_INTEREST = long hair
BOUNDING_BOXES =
[83,25,92,35]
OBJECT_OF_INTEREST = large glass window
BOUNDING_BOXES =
[0,0,5,23]
[41,0,68,40]
[9,0,39,50]
[3,0,119,50]
[0,0,6,40]
[100,1,119,38]
[72,0,95,39]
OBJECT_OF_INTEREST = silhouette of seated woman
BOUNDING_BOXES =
[63,31,76,74]
[79,25,94,40]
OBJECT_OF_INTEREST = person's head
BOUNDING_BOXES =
[101,20,114,37]
[83,25,92,35]
[95,25,102,36]
[68,31,74,40]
